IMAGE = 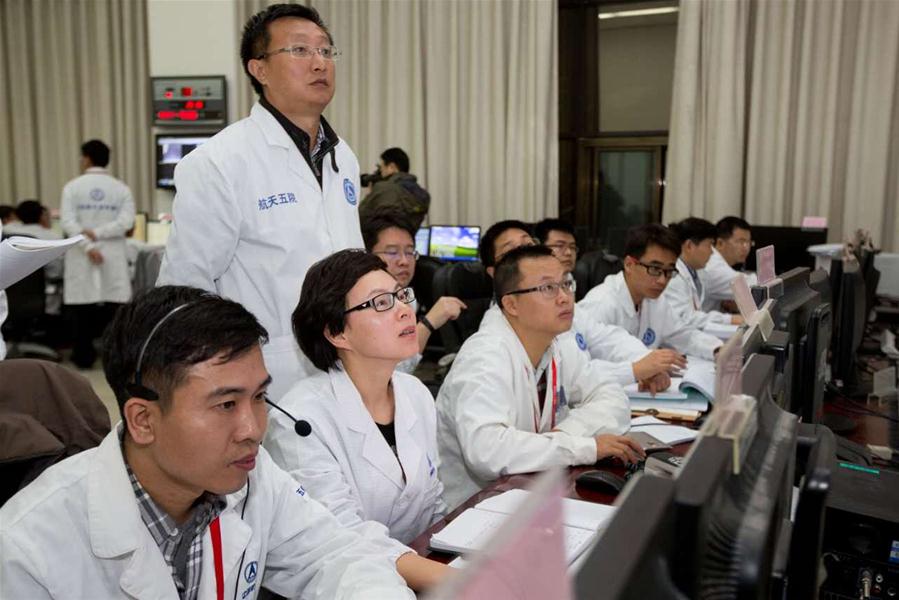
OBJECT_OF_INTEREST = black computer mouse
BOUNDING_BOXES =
[575,470,627,495]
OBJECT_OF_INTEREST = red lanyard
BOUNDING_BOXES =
[533,359,559,433]
[210,517,224,600]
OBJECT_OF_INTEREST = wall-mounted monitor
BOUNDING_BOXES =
[156,134,215,189]
[415,227,430,257]
[151,75,227,126]
[429,225,480,262]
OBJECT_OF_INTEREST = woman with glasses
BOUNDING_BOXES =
[578,224,723,361]
[264,249,448,591]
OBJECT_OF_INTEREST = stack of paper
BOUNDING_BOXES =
[430,489,616,565]
[629,415,698,445]
[0,235,83,290]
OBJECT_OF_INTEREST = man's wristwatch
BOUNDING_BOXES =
[419,315,437,333]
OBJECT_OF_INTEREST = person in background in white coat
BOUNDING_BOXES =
[266,249,449,590]
[0,286,413,600]
[579,224,723,361]
[158,4,363,401]
[483,219,681,393]
[664,217,743,330]
[703,216,755,311]
[437,245,644,510]
[361,209,466,373]
[60,139,135,368]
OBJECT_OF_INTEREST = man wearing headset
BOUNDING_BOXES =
[0,286,413,599]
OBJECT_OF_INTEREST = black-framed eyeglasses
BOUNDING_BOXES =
[344,287,415,314]
[503,275,576,299]
[374,248,420,261]
[257,45,341,61]
[636,262,679,279]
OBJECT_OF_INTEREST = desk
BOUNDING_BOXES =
[409,442,692,562]
[824,394,899,450]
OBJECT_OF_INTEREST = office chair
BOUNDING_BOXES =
[573,250,623,300]
[432,261,494,354]
[0,233,61,362]
[0,359,111,505]
[411,256,442,312]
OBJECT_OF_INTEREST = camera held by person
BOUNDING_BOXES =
[359,147,430,230]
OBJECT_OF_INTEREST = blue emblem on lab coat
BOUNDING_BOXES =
[575,332,587,351]
[245,562,258,583]
[642,328,656,346]
[89,188,105,201]
[343,178,357,205]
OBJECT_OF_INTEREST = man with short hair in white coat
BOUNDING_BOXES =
[60,139,136,368]
[579,224,723,361]
[158,4,363,401]
[0,286,413,600]
[702,216,756,311]
[437,245,645,510]
[664,217,743,330]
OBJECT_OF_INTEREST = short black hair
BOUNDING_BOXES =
[668,217,717,245]
[240,3,334,96]
[534,218,575,244]
[623,224,681,260]
[0,205,16,223]
[102,286,268,418]
[292,249,389,372]
[716,216,752,240]
[361,208,416,251]
[493,244,555,309]
[81,140,110,167]
[380,147,410,173]
[479,219,533,267]
[15,200,43,224]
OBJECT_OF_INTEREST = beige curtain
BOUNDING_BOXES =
[666,0,899,252]
[235,0,558,228]
[0,0,152,212]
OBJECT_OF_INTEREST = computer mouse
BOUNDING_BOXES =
[575,470,627,495]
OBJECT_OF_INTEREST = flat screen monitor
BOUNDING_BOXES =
[415,227,430,257]
[146,221,172,246]
[744,226,828,273]
[429,225,480,262]
[156,134,215,189]
[832,261,866,388]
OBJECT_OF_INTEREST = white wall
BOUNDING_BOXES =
[146,0,241,215]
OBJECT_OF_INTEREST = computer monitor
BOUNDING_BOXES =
[155,133,215,189]
[742,352,777,407]
[831,260,867,389]
[795,303,832,424]
[415,227,430,257]
[428,225,480,262]
[672,396,799,598]
[744,226,828,273]
[146,221,172,246]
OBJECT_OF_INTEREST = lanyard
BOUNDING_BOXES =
[210,517,224,600]
[533,358,559,433]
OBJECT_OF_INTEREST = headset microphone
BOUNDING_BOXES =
[265,398,312,437]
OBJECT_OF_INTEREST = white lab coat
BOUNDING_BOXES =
[0,221,6,360]
[0,425,413,600]
[158,103,364,401]
[579,271,723,360]
[700,248,757,311]
[60,167,136,305]
[265,367,446,545]
[663,258,733,329]
[436,308,630,510]
[480,304,650,386]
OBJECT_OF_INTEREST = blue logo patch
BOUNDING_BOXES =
[642,328,656,346]
[89,188,105,201]
[343,178,357,205]
[244,561,258,583]
[295,485,306,497]
[575,332,587,351]
[257,192,297,211]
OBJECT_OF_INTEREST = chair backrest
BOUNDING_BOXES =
[432,261,493,353]
[411,256,443,311]
[133,246,165,294]
[574,250,623,300]
[2,263,46,327]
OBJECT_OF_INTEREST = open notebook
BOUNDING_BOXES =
[625,356,716,413]
[430,489,616,565]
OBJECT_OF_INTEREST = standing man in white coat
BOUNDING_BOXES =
[579,224,723,361]
[60,139,135,368]
[436,245,644,510]
[0,286,413,600]
[158,4,363,401]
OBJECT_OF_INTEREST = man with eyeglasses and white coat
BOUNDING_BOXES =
[436,245,644,510]
[579,224,723,361]
[158,4,362,401]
